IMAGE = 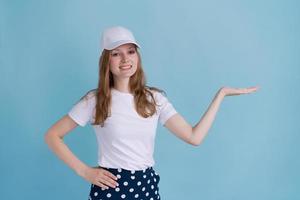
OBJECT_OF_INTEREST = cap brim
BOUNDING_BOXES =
[105,40,141,50]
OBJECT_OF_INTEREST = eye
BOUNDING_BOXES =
[111,52,119,57]
[128,50,136,54]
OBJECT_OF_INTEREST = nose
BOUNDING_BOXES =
[120,53,129,63]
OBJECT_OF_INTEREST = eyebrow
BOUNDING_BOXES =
[112,46,135,51]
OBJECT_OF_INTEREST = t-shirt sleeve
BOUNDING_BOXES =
[156,91,177,126]
[68,93,96,127]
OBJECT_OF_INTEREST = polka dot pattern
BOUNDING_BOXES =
[88,166,160,200]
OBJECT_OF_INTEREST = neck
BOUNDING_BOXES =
[113,78,131,93]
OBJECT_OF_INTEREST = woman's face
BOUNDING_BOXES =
[109,43,139,80]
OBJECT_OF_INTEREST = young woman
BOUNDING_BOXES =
[45,26,259,200]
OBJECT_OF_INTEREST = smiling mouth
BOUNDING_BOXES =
[119,65,132,70]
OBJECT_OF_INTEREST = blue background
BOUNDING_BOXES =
[1,0,299,199]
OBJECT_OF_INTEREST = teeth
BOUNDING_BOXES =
[120,65,132,70]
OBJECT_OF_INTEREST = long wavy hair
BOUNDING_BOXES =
[81,45,165,127]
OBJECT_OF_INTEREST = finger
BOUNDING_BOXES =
[101,178,117,188]
[247,87,259,93]
[98,170,118,187]
[238,88,253,93]
[103,174,119,187]
[103,170,118,181]
[248,86,260,91]
[96,182,109,190]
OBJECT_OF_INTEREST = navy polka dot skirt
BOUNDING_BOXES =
[88,166,161,200]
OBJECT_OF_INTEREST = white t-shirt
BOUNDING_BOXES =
[68,88,177,170]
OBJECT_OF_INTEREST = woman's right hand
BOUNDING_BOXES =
[81,166,119,190]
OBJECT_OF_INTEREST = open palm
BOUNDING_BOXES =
[220,86,260,97]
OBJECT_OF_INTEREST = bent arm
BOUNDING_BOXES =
[164,90,225,146]
[44,115,89,176]
[190,90,224,145]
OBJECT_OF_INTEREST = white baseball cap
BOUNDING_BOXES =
[101,26,141,51]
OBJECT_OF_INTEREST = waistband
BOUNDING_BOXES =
[97,166,154,176]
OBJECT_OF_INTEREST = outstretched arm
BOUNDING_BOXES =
[164,86,260,146]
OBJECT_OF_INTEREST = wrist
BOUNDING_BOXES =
[75,163,89,177]
[217,88,226,99]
